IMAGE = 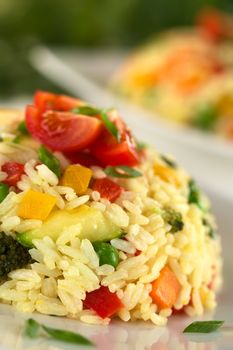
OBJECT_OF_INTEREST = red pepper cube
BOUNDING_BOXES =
[2,162,25,187]
[92,178,123,202]
[84,286,123,319]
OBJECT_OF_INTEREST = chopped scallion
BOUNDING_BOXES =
[104,166,142,178]
[183,320,224,333]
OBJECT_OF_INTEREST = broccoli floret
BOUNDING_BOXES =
[0,232,32,279]
[163,209,184,233]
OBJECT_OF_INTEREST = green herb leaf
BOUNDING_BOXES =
[18,120,29,135]
[188,179,206,211]
[183,320,224,333]
[38,145,61,178]
[24,318,41,339]
[72,105,101,116]
[161,155,177,168]
[0,183,9,203]
[104,166,142,178]
[42,325,93,346]
[100,111,120,141]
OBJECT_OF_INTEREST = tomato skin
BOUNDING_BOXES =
[90,128,139,167]
[2,162,25,187]
[64,151,101,167]
[25,105,102,152]
[84,286,123,318]
[92,178,123,202]
[34,90,81,112]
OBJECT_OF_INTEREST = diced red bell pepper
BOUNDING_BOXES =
[197,9,225,42]
[83,286,123,319]
[2,162,25,187]
[92,178,123,202]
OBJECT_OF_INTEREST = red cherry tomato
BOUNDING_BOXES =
[90,112,139,166]
[92,178,123,202]
[2,162,25,187]
[25,105,102,152]
[84,286,123,318]
[64,151,101,167]
[34,90,81,112]
[197,9,224,42]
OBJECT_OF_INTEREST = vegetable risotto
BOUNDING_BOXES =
[0,91,222,326]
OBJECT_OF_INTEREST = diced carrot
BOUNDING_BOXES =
[18,190,56,220]
[150,266,181,309]
[92,178,123,202]
[154,164,180,187]
[60,164,93,195]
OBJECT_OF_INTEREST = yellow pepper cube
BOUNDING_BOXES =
[154,164,180,187]
[18,190,57,220]
[60,165,93,195]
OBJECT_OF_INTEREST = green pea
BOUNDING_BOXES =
[18,121,29,135]
[92,241,119,268]
[0,183,9,203]
[38,145,61,178]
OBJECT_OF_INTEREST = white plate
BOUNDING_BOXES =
[30,47,233,201]
[0,189,232,350]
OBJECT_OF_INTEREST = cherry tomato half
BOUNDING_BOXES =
[34,90,82,112]
[2,162,25,187]
[25,105,102,152]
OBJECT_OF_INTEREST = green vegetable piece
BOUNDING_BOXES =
[161,155,177,168]
[183,320,224,333]
[18,120,29,135]
[13,135,22,144]
[163,208,184,233]
[100,111,120,141]
[38,145,61,178]
[0,183,9,203]
[24,318,93,346]
[104,166,142,178]
[203,218,216,239]
[93,241,119,268]
[42,325,94,346]
[193,104,218,131]
[72,105,100,116]
[188,179,206,210]
[24,318,41,339]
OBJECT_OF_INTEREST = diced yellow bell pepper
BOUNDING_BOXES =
[154,164,180,187]
[60,165,93,195]
[18,190,57,220]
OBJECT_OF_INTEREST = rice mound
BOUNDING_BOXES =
[0,140,222,326]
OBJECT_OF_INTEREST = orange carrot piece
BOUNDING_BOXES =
[150,266,181,309]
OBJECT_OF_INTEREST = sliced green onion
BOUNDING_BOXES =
[42,325,93,346]
[72,105,100,116]
[100,111,120,141]
[183,320,224,333]
[161,155,177,168]
[0,183,9,203]
[192,104,217,131]
[38,145,61,178]
[24,318,41,339]
[163,208,184,233]
[13,135,22,144]
[24,318,93,346]
[104,166,142,178]
[18,120,29,135]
